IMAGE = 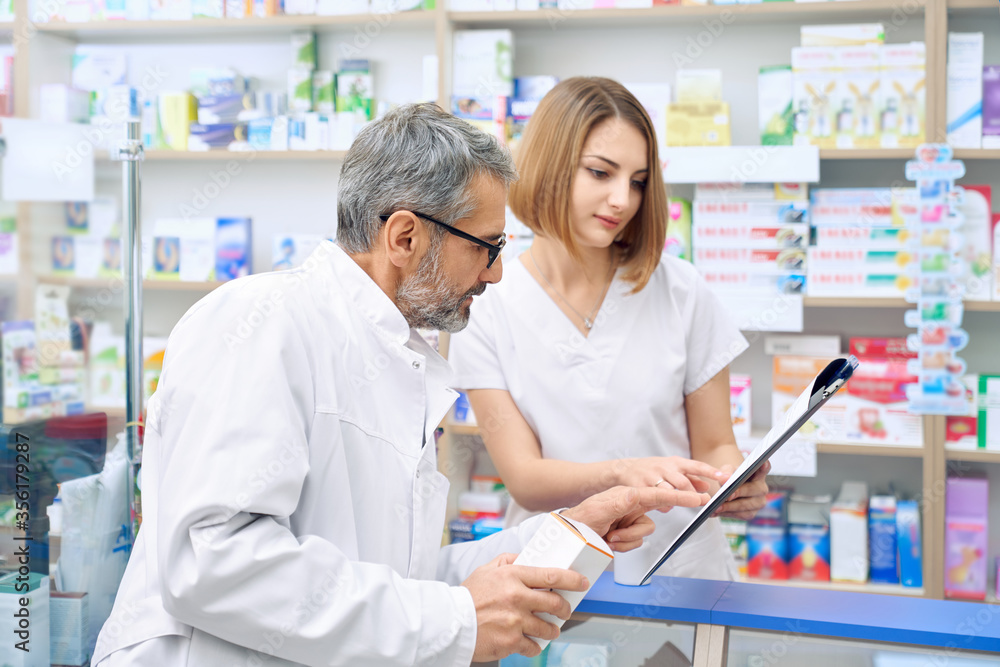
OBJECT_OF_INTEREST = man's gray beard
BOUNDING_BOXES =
[396,243,483,333]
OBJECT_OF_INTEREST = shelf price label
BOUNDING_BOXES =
[902,143,969,414]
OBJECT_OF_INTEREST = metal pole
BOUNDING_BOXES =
[120,121,144,531]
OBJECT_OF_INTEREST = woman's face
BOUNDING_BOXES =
[569,117,649,250]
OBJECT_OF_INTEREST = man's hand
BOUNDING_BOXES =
[560,486,710,552]
[713,461,770,520]
[462,553,589,662]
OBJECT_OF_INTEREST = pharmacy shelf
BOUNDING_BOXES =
[953,149,1000,160]
[143,150,347,161]
[819,149,916,160]
[946,0,996,10]
[803,297,1000,311]
[31,11,434,37]
[450,0,922,27]
[816,442,925,458]
[945,449,1000,464]
[38,275,226,291]
[741,576,926,598]
[803,297,909,309]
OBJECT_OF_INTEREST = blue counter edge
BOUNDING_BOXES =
[579,573,1000,655]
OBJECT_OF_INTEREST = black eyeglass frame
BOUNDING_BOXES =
[378,211,506,269]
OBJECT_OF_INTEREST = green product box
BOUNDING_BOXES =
[337,59,373,120]
[977,375,1000,451]
[759,64,794,146]
[291,31,317,70]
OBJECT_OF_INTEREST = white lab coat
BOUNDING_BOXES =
[449,254,748,580]
[94,241,549,667]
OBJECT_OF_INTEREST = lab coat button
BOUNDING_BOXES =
[415,470,421,478]
[412,361,421,369]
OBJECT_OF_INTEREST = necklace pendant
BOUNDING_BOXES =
[584,318,593,329]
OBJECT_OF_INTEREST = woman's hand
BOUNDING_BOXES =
[713,461,770,520]
[561,485,710,551]
[613,456,725,495]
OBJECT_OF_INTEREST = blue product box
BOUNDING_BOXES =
[750,490,789,527]
[513,75,559,100]
[896,499,923,588]
[189,123,243,151]
[789,524,830,581]
[52,237,75,273]
[65,202,88,233]
[472,518,504,541]
[449,517,474,544]
[216,217,252,281]
[747,524,789,580]
[197,94,246,124]
[248,118,273,150]
[869,495,899,584]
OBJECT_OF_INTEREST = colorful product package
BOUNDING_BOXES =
[868,495,899,584]
[945,375,979,449]
[844,357,923,446]
[665,198,691,261]
[946,33,984,149]
[720,518,748,577]
[831,481,869,583]
[788,493,831,582]
[959,185,993,301]
[216,217,252,281]
[337,59,373,120]
[729,374,752,438]
[835,45,881,149]
[759,65,793,146]
[791,46,838,149]
[983,66,1000,148]
[896,499,923,588]
[746,524,789,580]
[773,356,848,441]
[880,42,926,148]
[665,102,731,146]
[978,375,1000,451]
[944,477,988,600]
[693,222,809,250]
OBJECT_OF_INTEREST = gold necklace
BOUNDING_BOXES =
[528,247,616,330]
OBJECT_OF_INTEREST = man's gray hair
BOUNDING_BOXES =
[337,103,518,254]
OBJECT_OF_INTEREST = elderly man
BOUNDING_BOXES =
[93,103,707,666]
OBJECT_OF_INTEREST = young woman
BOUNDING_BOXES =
[448,77,768,580]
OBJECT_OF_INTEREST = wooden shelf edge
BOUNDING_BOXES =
[945,449,1000,463]
[96,150,348,161]
[37,275,226,291]
[953,149,1000,159]
[946,0,995,9]
[816,442,925,457]
[33,11,433,32]
[451,0,917,23]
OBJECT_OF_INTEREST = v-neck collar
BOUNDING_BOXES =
[515,253,620,341]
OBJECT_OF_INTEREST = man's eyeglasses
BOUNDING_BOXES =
[379,212,506,270]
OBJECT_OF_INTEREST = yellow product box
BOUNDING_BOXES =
[666,102,731,146]
[879,42,925,149]
[157,92,197,151]
[836,45,881,149]
[792,47,839,149]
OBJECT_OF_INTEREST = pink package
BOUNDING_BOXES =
[945,477,989,600]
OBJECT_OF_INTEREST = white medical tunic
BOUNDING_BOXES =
[449,254,749,580]
[93,241,549,667]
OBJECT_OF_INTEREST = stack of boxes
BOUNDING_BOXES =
[451,30,513,138]
[806,188,909,298]
[692,183,809,298]
[773,25,925,149]
[448,477,509,544]
[52,200,121,280]
[144,217,251,282]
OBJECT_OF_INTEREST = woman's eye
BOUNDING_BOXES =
[588,168,608,179]
[632,180,647,190]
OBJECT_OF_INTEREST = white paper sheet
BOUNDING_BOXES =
[1,118,95,202]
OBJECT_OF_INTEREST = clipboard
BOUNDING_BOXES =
[637,355,860,586]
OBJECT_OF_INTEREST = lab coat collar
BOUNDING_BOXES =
[326,241,411,347]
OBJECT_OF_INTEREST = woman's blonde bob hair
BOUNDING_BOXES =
[508,77,666,292]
